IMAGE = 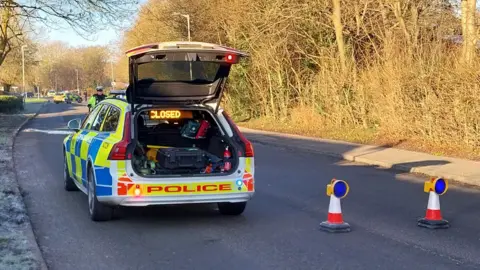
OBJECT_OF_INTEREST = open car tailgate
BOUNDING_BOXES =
[125,42,248,111]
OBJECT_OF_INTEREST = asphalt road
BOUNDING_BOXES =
[14,102,480,270]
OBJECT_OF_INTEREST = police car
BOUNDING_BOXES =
[63,42,255,221]
[108,89,127,100]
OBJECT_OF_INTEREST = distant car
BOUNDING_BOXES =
[47,90,56,97]
[54,93,72,104]
[63,41,255,222]
[23,92,34,98]
[70,93,83,103]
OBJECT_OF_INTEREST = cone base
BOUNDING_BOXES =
[417,218,449,229]
[319,221,351,233]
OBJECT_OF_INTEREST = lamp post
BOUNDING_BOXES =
[75,69,79,94]
[111,60,115,90]
[173,12,193,80]
[21,45,27,99]
[173,12,191,41]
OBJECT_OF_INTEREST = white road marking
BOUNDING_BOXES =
[22,128,73,135]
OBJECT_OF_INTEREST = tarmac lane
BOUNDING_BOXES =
[13,102,480,270]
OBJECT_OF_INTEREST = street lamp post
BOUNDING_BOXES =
[173,12,191,41]
[173,12,193,80]
[21,45,27,99]
[186,14,191,42]
[111,61,115,90]
[75,69,79,94]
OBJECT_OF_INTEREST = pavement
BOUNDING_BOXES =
[13,102,480,270]
[0,101,48,270]
[239,127,480,187]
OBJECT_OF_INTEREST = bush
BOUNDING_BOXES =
[0,96,24,113]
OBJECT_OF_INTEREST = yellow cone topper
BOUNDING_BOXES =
[423,177,448,195]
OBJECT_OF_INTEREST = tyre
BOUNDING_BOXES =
[87,167,113,221]
[217,202,247,216]
[64,154,79,191]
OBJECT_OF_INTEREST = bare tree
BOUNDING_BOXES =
[0,0,138,67]
[0,7,26,67]
[461,0,477,64]
[331,0,347,73]
[35,42,110,92]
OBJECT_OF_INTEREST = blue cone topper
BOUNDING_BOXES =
[434,178,447,195]
[326,179,349,199]
[424,177,448,195]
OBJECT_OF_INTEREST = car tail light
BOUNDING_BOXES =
[108,112,132,160]
[223,112,254,157]
[225,54,235,63]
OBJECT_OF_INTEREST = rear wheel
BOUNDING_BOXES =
[64,154,78,191]
[87,167,113,221]
[217,202,247,216]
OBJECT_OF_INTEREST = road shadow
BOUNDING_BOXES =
[114,204,230,224]
[391,160,451,171]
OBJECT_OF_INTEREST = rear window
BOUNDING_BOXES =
[137,62,222,83]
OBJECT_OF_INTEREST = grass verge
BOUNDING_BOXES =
[25,98,48,104]
[239,116,480,161]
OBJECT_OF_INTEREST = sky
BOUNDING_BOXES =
[46,27,122,47]
[44,0,148,47]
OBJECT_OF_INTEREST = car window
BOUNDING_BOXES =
[101,106,121,132]
[137,61,221,83]
[81,105,103,130]
[90,105,110,131]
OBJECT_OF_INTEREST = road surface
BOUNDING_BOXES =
[14,102,480,270]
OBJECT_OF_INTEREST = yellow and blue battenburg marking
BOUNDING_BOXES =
[65,130,118,196]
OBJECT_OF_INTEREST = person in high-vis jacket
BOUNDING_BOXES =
[87,86,106,112]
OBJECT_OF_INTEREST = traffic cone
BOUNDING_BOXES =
[319,194,351,233]
[417,191,449,229]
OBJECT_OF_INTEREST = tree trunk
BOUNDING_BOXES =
[461,0,477,64]
[331,0,347,73]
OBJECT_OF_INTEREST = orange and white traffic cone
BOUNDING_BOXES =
[319,179,351,233]
[417,191,449,229]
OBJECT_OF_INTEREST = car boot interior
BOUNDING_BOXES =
[132,108,237,176]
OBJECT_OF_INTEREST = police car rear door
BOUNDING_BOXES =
[125,41,248,113]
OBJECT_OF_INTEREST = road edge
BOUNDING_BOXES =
[239,126,478,187]
[11,102,49,270]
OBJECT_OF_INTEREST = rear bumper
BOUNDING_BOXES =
[98,192,254,207]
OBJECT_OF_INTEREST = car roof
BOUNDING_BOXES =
[101,97,129,111]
